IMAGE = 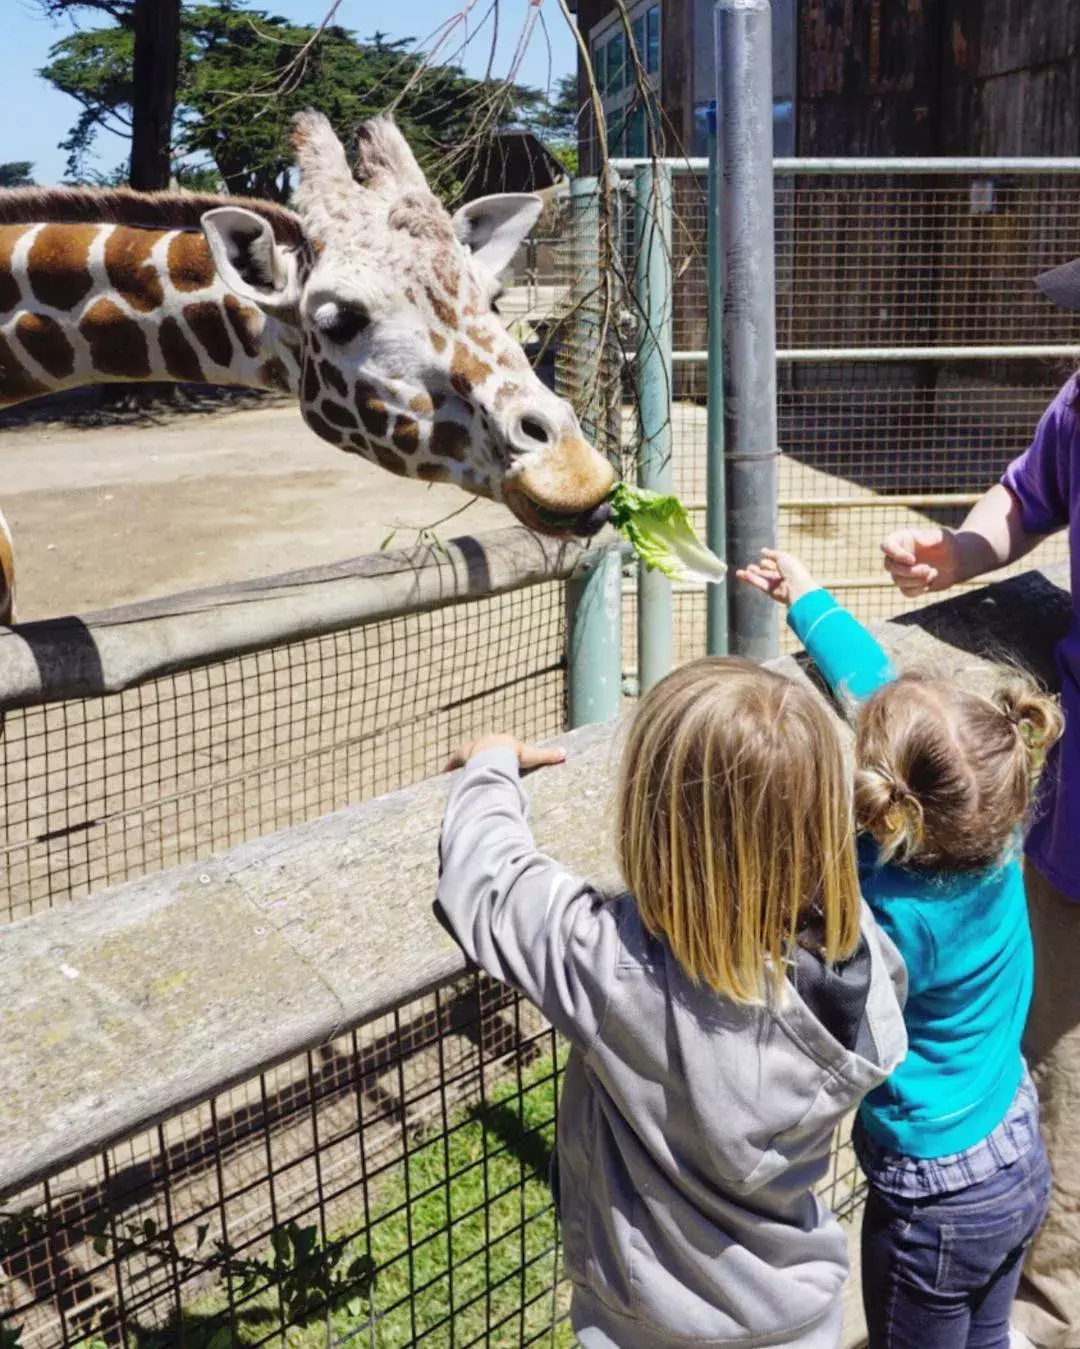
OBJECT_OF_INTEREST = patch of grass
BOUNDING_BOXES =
[172,1046,575,1348]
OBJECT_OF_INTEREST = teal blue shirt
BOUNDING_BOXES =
[788,589,1033,1159]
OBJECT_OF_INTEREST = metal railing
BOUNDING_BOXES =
[557,155,1080,669]
[7,150,1080,1349]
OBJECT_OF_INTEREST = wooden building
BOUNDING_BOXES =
[569,0,1080,163]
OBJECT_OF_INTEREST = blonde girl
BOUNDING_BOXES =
[437,657,907,1348]
[740,547,1060,1349]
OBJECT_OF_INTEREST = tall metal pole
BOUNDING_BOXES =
[564,177,623,726]
[633,162,674,691]
[705,101,728,656]
[566,547,623,727]
[717,0,779,660]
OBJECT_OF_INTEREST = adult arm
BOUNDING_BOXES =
[881,385,1077,597]
[880,485,1038,598]
[436,740,614,1049]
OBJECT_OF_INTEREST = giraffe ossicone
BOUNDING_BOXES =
[0,111,617,623]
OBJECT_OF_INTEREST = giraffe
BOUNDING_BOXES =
[0,111,616,624]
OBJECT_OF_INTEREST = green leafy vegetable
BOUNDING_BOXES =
[608,484,727,585]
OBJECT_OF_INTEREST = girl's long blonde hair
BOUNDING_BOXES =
[616,657,861,1004]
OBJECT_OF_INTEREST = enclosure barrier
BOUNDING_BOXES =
[559,155,1080,674]
[0,562,1069,1347]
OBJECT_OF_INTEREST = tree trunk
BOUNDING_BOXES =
[128,0,182,191]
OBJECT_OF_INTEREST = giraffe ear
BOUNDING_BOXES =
[452,194,543,279]
[201,208,300,315]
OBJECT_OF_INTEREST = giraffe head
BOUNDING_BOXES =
[201,113,615,536]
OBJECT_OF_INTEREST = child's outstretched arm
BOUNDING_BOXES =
[737,549,896,702]
[436,734,615,1049]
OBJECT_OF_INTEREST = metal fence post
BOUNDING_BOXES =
[705,101,728,656]
[568,178,602,445]
[716,0,779,660]
[633,162,674,691]
[566,547,623,727]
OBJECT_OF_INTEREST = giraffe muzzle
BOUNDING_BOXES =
[504,435,617,538]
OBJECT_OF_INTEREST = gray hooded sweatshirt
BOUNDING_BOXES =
[436,749,909,1348]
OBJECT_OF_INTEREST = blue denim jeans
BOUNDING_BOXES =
[861,1135,1052,1348]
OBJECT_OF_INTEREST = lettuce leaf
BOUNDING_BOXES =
[607,483,727,585]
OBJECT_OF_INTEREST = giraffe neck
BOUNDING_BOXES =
[0,221,300,408]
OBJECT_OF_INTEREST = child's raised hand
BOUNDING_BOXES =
[445,734,567,774]
[736,549,818,609]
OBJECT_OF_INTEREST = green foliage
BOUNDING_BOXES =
[0,163,36,188]
[39,4,554,199]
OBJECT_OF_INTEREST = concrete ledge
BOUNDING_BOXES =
[1,563,1071,1201]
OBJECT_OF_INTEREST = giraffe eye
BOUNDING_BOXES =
[314,302,370,345]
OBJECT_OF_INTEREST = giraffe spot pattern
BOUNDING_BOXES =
[28,224,97,312]
[302,357,320,405]
[104,226,164,314]
[424,285,458,330]
[159,315,205,383]
[304,407,339,444]
[15,313,75,379]
[167,232,217,292]
[450,341,493,398]
[498,347,529,371]
[346,431,371,455]
[78,298,151,379]
[0,225,28,315]
[0,328,47,405]
[183,301,234,369]
[409,392,434,416]
[493,381,519,411]
[429,330,447,355]
[260,357,292,392]
[355,381,389,438]
[224,295,262,359]
[320,398,360,430]
[370,443,410,476]
[416,463,444,482]
[432,256,461,299]
[318,359,348,400]
[467,324,495,353]
[392,416,420,455]
[430,420,470,461]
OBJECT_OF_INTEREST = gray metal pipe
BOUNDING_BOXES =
[717,0,779,660]
[705,101,728,656]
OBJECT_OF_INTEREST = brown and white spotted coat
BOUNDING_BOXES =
[0,112,616,624]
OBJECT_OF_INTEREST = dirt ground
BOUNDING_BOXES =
[0,403,512,621]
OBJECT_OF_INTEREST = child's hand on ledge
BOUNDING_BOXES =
[736,548,818,609]
[445,735,568,774]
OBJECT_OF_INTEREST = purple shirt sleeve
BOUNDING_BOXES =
[1001,380,1077,536]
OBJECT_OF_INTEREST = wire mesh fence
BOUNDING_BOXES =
[8,158,1079,1349]
[556,163,1079,665]
[0,583,567,924]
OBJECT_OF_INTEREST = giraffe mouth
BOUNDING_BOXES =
[514,499,612,538]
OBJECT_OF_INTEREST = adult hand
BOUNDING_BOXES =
[736,548,818,608]
[880,527,962,597]
[444,733,567,774]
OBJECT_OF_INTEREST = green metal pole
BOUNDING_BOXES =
[705,101,728,656]
[566,546,623,727]
[633,162,674,691]
[563,176,619,727]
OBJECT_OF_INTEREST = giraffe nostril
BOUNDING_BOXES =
[518,415,552,446]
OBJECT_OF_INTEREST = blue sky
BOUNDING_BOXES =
[1,0,577,185]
